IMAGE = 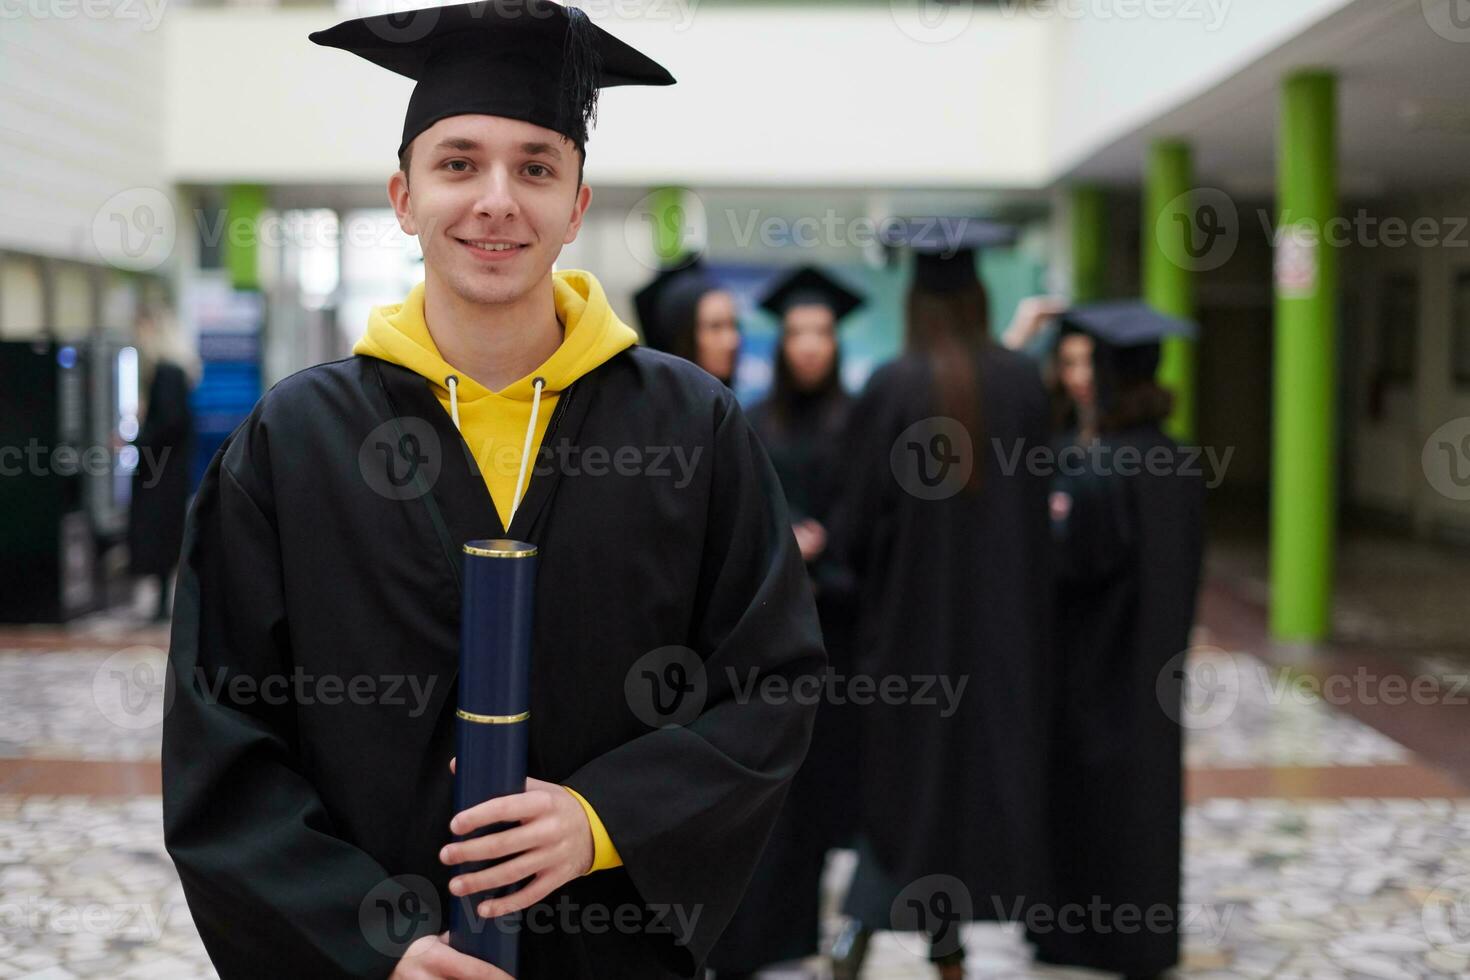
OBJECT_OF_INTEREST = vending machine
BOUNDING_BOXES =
[0,341,98,621]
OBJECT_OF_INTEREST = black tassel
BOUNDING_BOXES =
[557,6,602,148]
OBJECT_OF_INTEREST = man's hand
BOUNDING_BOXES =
[389,932,512,979]
[793,518,827,563]
[440,758,594,919]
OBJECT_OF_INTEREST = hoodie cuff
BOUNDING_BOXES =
[563,786,624,873]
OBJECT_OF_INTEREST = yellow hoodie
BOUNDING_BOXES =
[353,269,635,873]
[354,270,637,530]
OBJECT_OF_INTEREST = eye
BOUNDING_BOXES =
[525,163,552,178]
[442,159,471,173]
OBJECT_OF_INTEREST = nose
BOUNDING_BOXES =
[471,165,520,222]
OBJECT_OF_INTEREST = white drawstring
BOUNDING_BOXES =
[447,372,546,531]
[508,377,546,529]
[445,374,461,431]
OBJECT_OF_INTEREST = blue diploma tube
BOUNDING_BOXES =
[449,539,537,972]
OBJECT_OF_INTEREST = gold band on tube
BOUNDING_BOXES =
[455,708,531,725]
[463,539,537,558]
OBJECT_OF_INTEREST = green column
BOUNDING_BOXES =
[647,186,687,265]
[224,184,267,291]
[1071,184,1106,303]
[1144,140,1196,442]
[1270,72,1338,642]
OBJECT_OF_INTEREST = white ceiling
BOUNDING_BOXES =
[1064,0,1470,197]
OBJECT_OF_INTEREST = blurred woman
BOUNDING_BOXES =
[709,267,863,980]
[826,226,1054,980]
[656,269,740,385]
[1028,304,1205,980]
[128,307,196,621]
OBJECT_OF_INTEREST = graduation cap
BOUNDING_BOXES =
[633,257,708,353]
[756,266,865,324]
[309,0,676,158]
[884,217,1018,294]
[1058,300,1197,346]
[1057,300,1198,405]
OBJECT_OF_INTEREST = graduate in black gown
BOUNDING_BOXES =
[1028,302,1205,979]
[634,263,741,386]
[633,256,704,354]
[708,267,863,978]
[161,5,823,979]
[127,308,195,622]
[827,220,1054,980]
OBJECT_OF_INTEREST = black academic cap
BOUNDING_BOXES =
[1057,300,1197,346]
[309,0,676,158]
[633,257,707,352]
[756,266,864,323]
[884,217,1018,294]
[1057,300,1197,400]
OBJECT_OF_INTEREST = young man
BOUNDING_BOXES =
[160,3,824,978]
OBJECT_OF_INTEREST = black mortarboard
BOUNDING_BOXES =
[1057,300,1197,347]
[634,256,705,351]
[756,266,864,324]
[884,217,1018,294]
[309,0,676,158]
[1057,300,1197,405]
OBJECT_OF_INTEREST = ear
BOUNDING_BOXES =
[388,168,416,236]
[562,183,593,246]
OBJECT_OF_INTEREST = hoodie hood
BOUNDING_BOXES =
[353,269,638,401]
[351,270,639,530]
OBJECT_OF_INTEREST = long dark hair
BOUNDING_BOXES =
[904,278,990,493]
[1048,333,1175,436]
[765,317,845,431]
[1101,379,1173,432]
[661,275,726,380]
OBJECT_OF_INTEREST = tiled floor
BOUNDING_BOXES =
[3,538,1470,979]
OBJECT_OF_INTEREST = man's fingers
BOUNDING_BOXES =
[451,850,544,900]
[450,788,551,835]
[480,870,558,920]
[449,757,456,775]
[424,939,513,979]
[442,821,551,867]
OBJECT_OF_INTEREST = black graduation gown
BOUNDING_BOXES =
[128,360,193,576]
[160,347,825,980]
[1029,425,1203,976]
[828,346,1054,923]
[709,390,856,973]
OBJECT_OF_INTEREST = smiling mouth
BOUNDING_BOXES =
[458,238,529,254]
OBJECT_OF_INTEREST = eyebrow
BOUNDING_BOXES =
[519,141,563,160]
[430,137,563,161]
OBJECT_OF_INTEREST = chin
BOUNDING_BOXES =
[443,261,540,307]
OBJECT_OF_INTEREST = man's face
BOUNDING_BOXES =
[388,114,592,307]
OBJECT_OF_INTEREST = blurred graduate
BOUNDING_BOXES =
[707,267,863,979]
[1028,303,1205,980]
[634,259,741,387]
[160,3,824,978]
[826,220,1054,979]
